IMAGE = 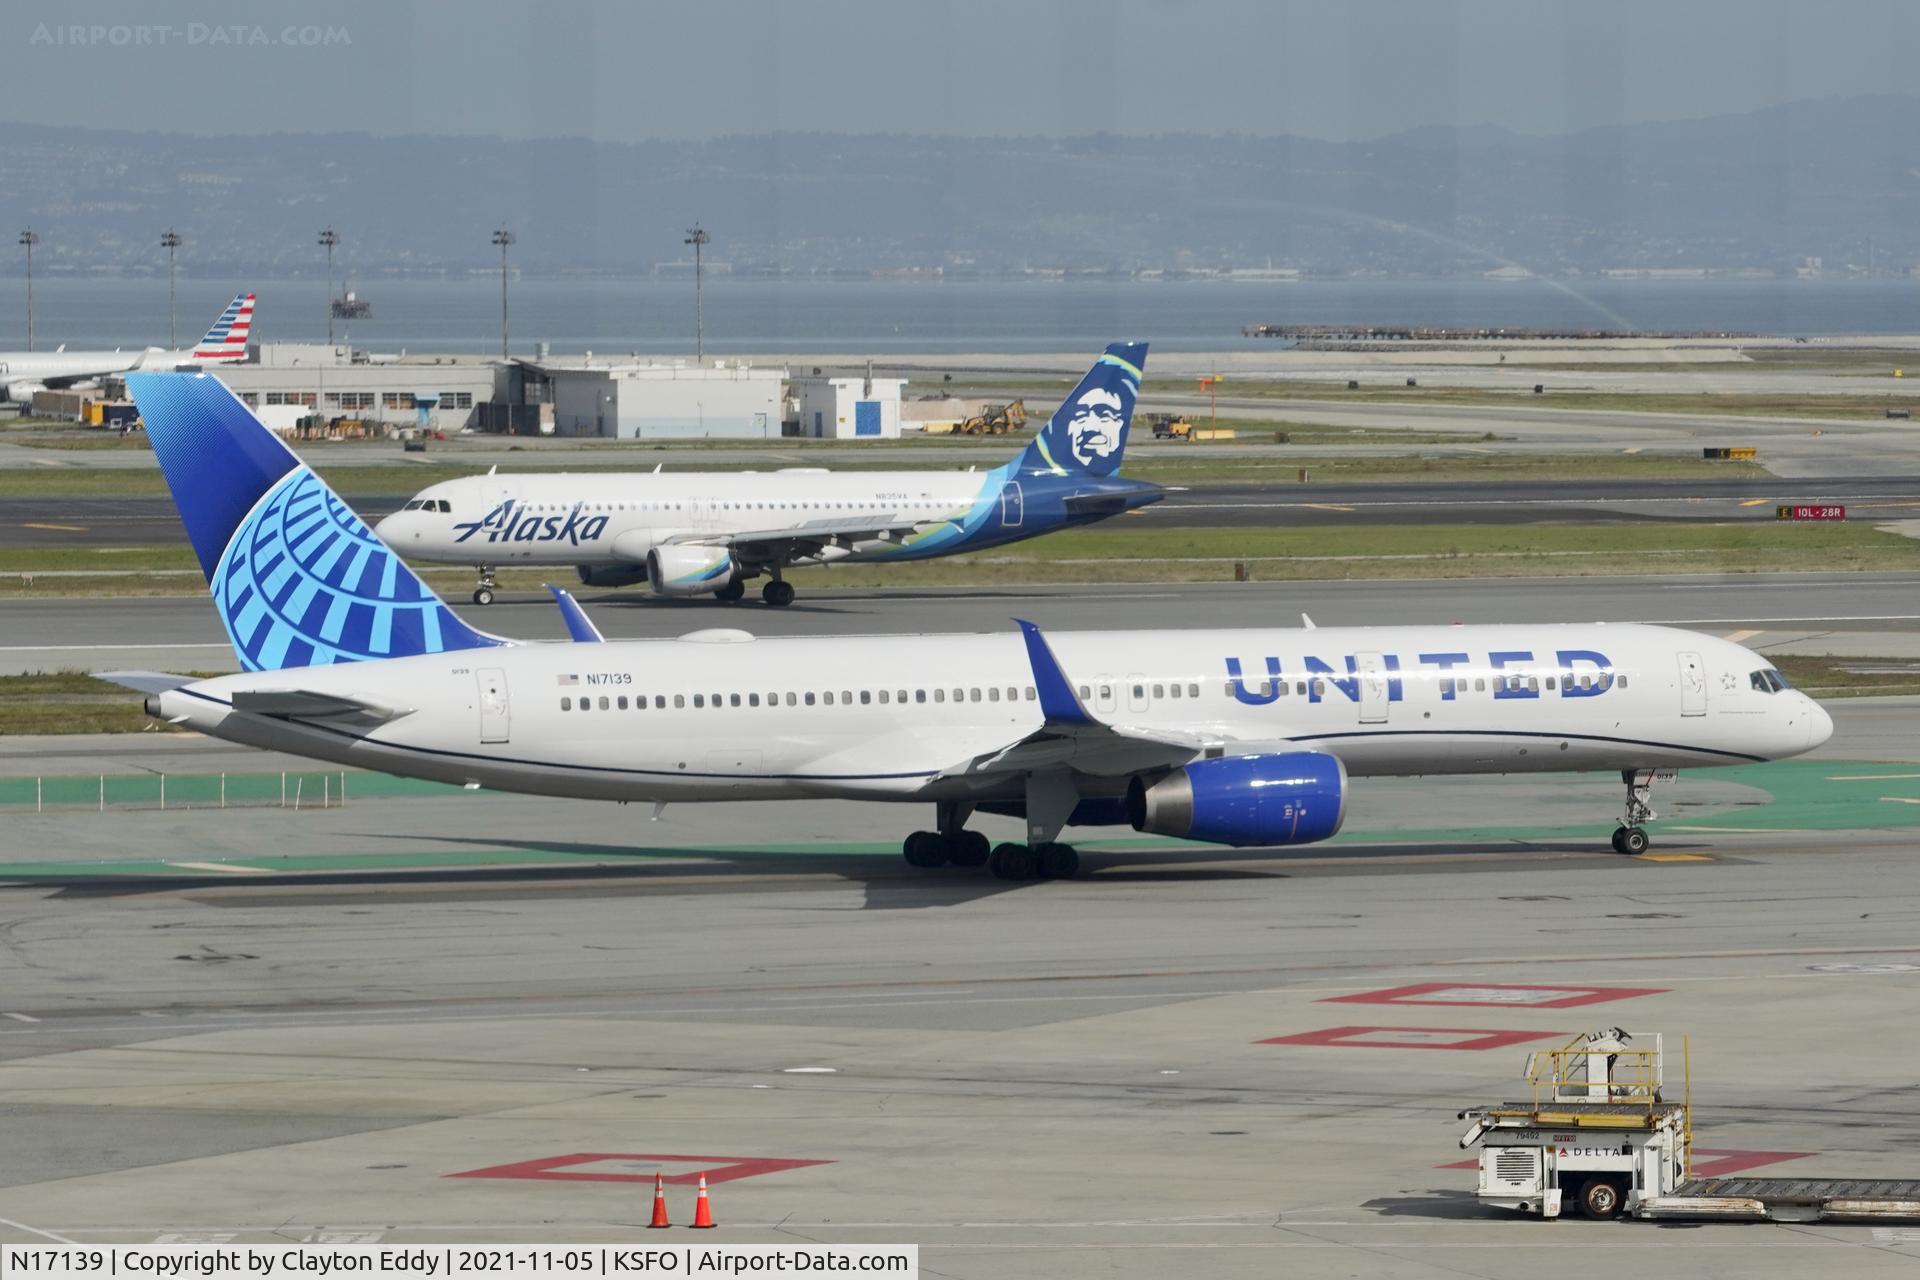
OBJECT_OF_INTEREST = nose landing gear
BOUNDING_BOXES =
[471,564,497,606]
[1610,768,1660,855]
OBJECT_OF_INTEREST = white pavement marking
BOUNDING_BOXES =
[166,861,271,874]
[0,1219,77,1243]
[2,1012,39,1022]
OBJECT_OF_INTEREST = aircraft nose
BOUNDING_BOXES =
[1807,697,1834,749]
[373,511,412,543]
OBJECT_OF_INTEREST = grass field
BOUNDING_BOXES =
[0,670,190,734]
[1177,381,1919,420]
[0,449,1766,499]
[3,518,1908,598]
[1772,654,1920,699]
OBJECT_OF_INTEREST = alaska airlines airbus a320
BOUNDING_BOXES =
[373,343,1162,606]
[113,368,1831,880]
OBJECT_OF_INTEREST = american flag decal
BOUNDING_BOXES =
[557,673,579,686]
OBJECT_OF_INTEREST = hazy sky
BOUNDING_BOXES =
[13,0,1919,142]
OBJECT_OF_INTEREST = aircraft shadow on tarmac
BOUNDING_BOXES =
[20,837,1641,906]
[1359,1191,1502,1221]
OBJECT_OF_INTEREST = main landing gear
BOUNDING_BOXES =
[471,564,498,606]
[1610,768,1658,855]
[900,802,1080,881]
[714,578,747,603]
[761,567,795,608]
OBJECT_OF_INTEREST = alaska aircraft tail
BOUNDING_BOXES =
[125,371,501,671]
[191,292,255,361]
[1016,341,1147,479]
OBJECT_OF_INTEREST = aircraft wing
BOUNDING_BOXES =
[230,689,413,723]
[933,620,1207,782]
[666,516,957,559]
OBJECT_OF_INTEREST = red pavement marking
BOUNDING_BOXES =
[1258,1026,1565,1051]
[448,1152,832,1185]
[1439,1148,1815,1176]
[1322,982,1667,1010]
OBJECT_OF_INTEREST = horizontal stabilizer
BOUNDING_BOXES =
[231,689,410,721]
[95,670,195,695]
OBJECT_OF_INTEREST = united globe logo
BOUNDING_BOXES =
[214,470,461,670]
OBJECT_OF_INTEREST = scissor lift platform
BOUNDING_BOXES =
[1458,1030,1920,1222]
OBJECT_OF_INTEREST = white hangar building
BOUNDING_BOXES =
[538,361,784,439]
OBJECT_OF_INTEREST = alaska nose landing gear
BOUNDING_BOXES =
[471,564,498,606]
[1610,768,1659,855]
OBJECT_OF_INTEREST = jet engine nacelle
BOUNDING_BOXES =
[6,382,47,407]
[1127,751,1347,847]
[646,542,738,597]
[575,563,651,589]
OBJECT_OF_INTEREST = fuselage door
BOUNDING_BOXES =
[1355,651,1390,724]
[1093,675,1117,715]
[477,667,511,743]
[1000,481,1024,527]
[1677,651,1707,717]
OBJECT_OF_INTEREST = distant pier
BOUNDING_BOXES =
[1244,323,1761,344]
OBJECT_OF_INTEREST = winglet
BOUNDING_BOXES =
[546,584,604,643]
[1013,618,1095,726]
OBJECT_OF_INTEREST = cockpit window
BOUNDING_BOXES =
[402,499,422,511]
[438,500,453,513]
[1750,669,1790,694]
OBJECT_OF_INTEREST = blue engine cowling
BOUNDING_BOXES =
[1126,751,1347,847]
[576,563,650,588]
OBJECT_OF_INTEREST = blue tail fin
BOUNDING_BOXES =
[1017,341,1148,479]
[127,371,502,671]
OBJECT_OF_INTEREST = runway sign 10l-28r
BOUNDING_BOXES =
[1777,504,1845,520]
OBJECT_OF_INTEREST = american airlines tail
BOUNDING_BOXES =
[1017,341,1145,479]
[191,292,255,360]
[125,371,502,671]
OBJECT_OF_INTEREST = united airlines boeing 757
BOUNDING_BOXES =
[113,370,1832,880]
[373,343,1162,607]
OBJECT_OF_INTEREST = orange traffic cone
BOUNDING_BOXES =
[690,1173,716,1229]
[647,1173,671,1229]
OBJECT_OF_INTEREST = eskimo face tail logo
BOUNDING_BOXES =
[1069,386,1127,469]
[1033,347,1143,479]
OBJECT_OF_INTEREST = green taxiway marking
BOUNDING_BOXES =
[0,760,1912,881]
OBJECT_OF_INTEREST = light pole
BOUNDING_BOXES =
[492,228,515,359]
[160,230,182,349]
[318,227,338,345]
[18,229,39,352]
[684,223,709,365]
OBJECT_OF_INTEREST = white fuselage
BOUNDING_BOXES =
[0,345,215,387]
[374,469,1002,568]
[155,623,1830,808]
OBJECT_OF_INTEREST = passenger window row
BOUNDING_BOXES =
[560,685,1042,712]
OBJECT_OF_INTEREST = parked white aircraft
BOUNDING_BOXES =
[114,369,1832,879]
[0,292,254,405]
[373,342,1163,607]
